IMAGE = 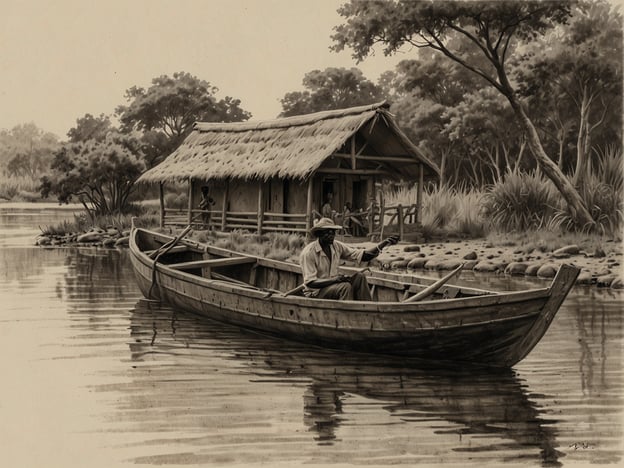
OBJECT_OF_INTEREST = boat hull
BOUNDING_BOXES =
[130,228,579,367]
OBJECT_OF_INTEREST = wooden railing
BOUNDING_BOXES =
[162,208,307,233]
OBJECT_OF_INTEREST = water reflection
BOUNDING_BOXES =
[126,299,562,466]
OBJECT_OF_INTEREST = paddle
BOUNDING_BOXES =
[149,225,193,260]
[402,263,464,303]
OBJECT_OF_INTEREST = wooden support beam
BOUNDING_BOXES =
[221,179,229,231]
[316,168,388,175]
[187,179,194,225]
[257,181,264,234]
[350,135,356,170]
[398,204,404,240]
[305,177,313,235]
[169,256,257,270]
[333,153,419,164]
[159,182,165,228]
[417,164,424,223]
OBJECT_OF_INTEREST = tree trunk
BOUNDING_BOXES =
[507,94,594,227]
[573,90,591,187]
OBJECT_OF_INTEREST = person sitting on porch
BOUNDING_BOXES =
[300,217,399,300]
[199,185,216,229]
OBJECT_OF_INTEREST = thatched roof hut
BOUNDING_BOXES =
[140,101,439,237]
[138,101,438,183]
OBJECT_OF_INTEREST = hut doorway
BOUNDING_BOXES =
[352,180,367,210]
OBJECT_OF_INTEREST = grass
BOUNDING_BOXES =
[0,175,41,201]
[40,210,159,236]
[200,230,305,261]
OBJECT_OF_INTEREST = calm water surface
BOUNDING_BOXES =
[0,205,622,467]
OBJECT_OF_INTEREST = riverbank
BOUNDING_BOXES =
[371,237,623,289]
[33,223,624,289]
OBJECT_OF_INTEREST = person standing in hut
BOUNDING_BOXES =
[300,217,399,300]
[321,193,334,219]
[199,185,216,230]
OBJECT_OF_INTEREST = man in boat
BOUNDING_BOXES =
[300,217,399,300]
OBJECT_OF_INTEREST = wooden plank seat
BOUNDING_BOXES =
[144,245,189,256]
[168,256,257,270]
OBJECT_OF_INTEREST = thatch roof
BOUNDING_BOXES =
[138,101,439,184]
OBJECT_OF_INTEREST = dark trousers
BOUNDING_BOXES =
[316,272,372,301]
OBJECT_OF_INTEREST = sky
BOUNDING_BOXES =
[0,0,412,139]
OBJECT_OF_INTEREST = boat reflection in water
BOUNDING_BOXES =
[126,298,562,467]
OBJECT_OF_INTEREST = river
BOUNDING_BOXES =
[0,204,622,468]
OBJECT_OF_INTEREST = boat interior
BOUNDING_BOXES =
[138,230,494,303]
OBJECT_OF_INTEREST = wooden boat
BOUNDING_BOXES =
[129,227,580,367]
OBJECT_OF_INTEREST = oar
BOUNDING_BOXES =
[403,263,464,303]
[149,225,193,259]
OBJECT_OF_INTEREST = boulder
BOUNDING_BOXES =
[102,237,117,247]
[36,236,51,246]
[537,264,558,279]
[611,277,624,289]
[463,251,478,260]
[597,274,618,288]
[463,260,478,270]
[77,232,103,243]
[525,264,542,276]
[593,247,607,258]
[403,245,421,253]
[390,259,410,269]
[473,261,499,273]
[575,271,594,285]
[553,245,580,256]
[407,257,428,269]
[424,256,452,270]
[114,236,129,247]
[505,262,528,276]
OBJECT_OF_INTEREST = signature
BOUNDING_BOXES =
[569,442,595,450]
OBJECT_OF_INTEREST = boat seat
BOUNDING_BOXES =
[168,256,257,271]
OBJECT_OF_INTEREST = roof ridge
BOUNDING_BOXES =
[194,100,389,133]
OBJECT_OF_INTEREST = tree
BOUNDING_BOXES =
[280,67,384,116]
[116,72,251,166]
[332,0,595,227]
[516,0,623,187]
[40,132,146,217]
[67,113,113,143]
[0,123,58,178]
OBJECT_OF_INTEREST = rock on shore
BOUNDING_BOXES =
[374,239,624,289]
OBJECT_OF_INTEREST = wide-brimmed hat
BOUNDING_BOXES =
[310,217,342,234]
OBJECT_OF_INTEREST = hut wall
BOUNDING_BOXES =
[229,180,260,212]
[191,180,228,211]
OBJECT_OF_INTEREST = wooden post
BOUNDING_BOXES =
[221,179,229,231]
[158,182,165,228]
[417,164,424,223]
[350,135,356,170]
[257,181,264,234]
[305,176,314,236]
[187,178,194,226]
[398,203,404,240]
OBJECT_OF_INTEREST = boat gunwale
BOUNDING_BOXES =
[130,228,553,314]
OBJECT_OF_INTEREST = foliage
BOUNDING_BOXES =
[280,67,384,117]
[40,210,158,237]
[551,145,623,234]
[212,231,305,262]
[116,71,251,166]
[67,113,114,143]
[331,0,598,226]
[0,175,41,200]
[385,184,487,238]
[482,171,561,231]
[0,123,59,181]
[40,132,146,217]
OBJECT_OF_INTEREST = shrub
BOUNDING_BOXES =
[552,146,623,235]
[482,170,560,231]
